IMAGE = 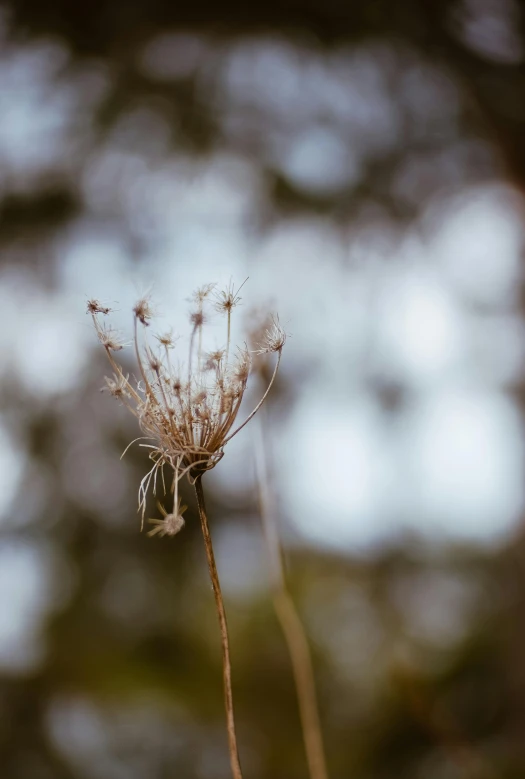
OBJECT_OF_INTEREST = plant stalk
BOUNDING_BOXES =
[194,475,243,779]
[255,416,329,779]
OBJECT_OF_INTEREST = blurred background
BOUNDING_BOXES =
[1,0,525,776]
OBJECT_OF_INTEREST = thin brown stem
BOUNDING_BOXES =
[226,309,231,365]
[194,476,243,779]
[255,416,329,779]
[223,350,281,445]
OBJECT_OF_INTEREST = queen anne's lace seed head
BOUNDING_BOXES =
[233,347,251,383]
[96,323,126,352]
[253,315,287,355]
[205,349,225,370]
[192,283,216,304]
[89,281,285,536]
[155,329,179,349]
[104,373,131,399]
[214,278,248,315]
[190,310,206,328]
[87,299,112,315]
[133,295,155,326]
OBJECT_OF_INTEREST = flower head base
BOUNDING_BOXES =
[89,281,285,534]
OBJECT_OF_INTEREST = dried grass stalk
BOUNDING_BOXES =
[255,413,329,779]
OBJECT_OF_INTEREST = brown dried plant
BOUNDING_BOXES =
[254,411,328,779]
[88,285,285,779]
[248,312,328,779]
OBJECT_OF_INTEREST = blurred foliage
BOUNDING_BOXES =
[5,374,525,777]
[3,0,525,235]
[1,0,525,777]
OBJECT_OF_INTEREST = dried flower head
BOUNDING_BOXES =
[155,329,179,349]
[89,283,284,533]
[133,295,154,326]
[253,314,287,354]
[191,283,216,305]
[148,352,162,373]
[104,373,131,400]
[96,323,126,352]
[190,310,207,329]
[233,346,251,383]
[87,299,112,315]
[205,349,225,371]
[214,278,248,315]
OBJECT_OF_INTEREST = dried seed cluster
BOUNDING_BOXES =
[88,283,285,536]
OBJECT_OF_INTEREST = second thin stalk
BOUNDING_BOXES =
[255,416,329,779]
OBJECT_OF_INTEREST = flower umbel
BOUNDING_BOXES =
[89,282,285,528]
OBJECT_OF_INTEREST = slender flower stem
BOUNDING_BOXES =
[255,416,329,779]
[223,350,282,445]
[194,476,243,779]
[226,309,231,365]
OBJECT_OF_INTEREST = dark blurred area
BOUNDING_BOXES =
[2,0,525,777]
